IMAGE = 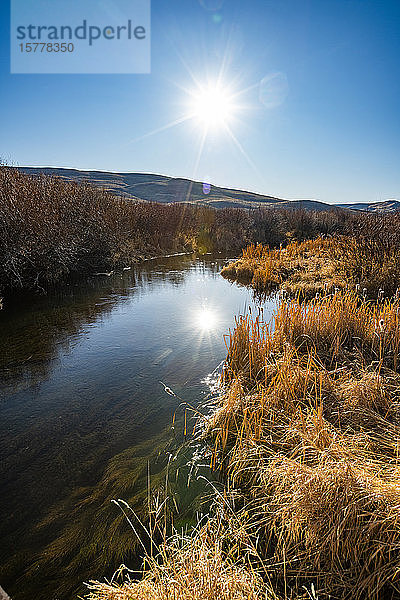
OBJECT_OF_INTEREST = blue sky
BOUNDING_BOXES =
[1,0,400,204]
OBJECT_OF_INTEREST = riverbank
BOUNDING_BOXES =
[0,166,204,303]
[0,255,266,600]
[86,288,400,600]
[222,231,400,299]
[221,237,345,297]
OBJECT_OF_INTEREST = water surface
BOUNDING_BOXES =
[0,254,276,600]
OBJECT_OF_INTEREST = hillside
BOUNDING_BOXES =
[16,167,398,213]
[337,199,400,212]
[18,167,283,206]
[17,167,342,211]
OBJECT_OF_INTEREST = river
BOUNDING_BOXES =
[0,254,276,600]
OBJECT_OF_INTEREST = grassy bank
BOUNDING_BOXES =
[221,237,345,297]
[222,217,400,299]
[83,216,400,600]
[206,292,400,599]
[86,290,400,600]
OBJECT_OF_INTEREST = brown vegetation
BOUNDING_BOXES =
[205,292,400,599]
[85,519,266,600]
[0,166,211,296]
[221,237,345,297]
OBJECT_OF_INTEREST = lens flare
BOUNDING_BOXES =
[199,0,224,10]
[259,72,289,109]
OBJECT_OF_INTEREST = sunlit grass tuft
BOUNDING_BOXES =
[221,238,344,297]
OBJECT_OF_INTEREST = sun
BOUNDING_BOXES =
[190,83,236,129]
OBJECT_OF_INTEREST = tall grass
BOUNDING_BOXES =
[339,213,400,296]
[85,517,267,600]
[206,292,400,599]
[0,166,218,295]
[223,212,400,299]
[87,292,400,600]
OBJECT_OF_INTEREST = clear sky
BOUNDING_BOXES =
[1,0,400,204]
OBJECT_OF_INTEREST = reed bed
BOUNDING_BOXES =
[342,213,400,297]
[221,238,345,297]
[222,215,400,299]
[0,166,352,301]
[0,166,221,296]
[206,292,400,599]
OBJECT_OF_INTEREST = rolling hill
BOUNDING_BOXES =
[337,199,400,212]
[15,167,399,213]
[17,167,339,211]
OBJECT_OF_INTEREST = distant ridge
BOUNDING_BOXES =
[17,167,286,207]
[15,167,398,213]
[16,167,339,211]
[337,199,400,213]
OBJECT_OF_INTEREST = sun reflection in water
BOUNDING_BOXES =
[195,307,219,330]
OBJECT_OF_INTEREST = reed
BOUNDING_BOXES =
[205,292,400,599]
[88,292,400,600]
[223,215,400,299]
[0,166,253,297]
[85,517,267,600]
[0,166,353,301]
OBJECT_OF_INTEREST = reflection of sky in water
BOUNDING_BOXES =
[0,254,277,600]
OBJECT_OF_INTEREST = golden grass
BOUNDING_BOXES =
[221,238,345,297]
[84,520,267,600]
[222,230,400,300]
[205,292,400,599]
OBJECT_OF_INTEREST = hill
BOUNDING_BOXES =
[17,167,342,212]
[18,167,398,213]
[337,199,400,212]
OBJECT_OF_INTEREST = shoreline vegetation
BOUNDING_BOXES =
[86,226,400,598]
[0,165,351,305]
[221,220,400,299]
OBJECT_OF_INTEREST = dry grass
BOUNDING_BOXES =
[0,166,209,295]
[341,213,400,297]
[84,519,268,600]
[222,220,400,300]
[0,166,259,298]
[88,292,400,600]
[221,238,345,297]
[205,293,400,599]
